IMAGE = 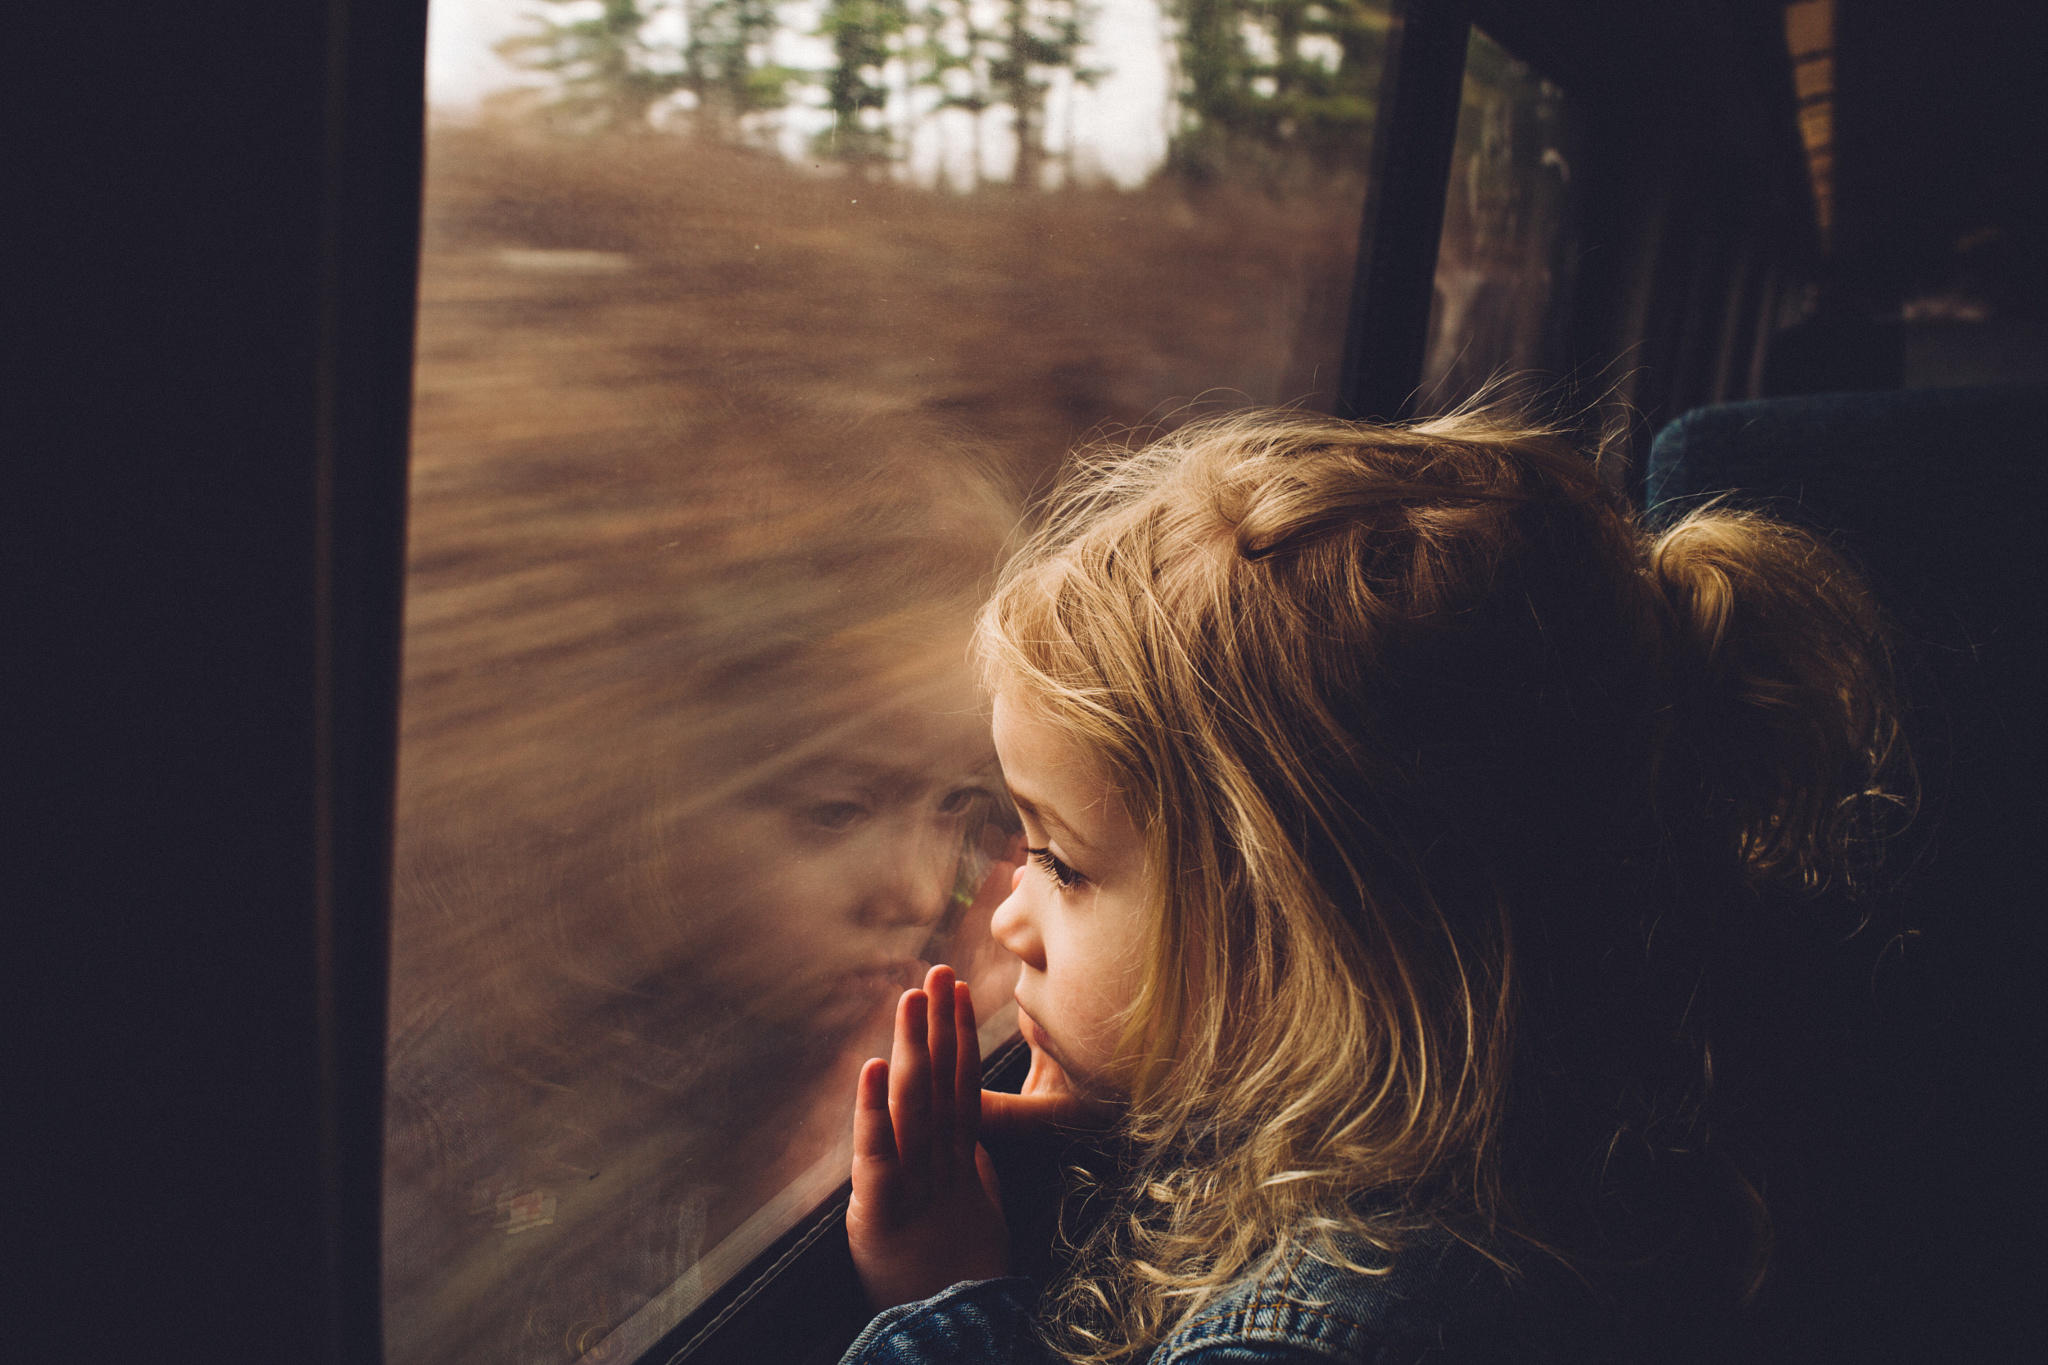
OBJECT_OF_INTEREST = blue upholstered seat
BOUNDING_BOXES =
[1644,387,2046,1362]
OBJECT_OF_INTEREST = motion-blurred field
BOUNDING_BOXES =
[384,123,1367,1364]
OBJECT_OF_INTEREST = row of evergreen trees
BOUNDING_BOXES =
[500,0,1390,186]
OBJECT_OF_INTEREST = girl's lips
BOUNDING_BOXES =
[1015,1003,1048,1050]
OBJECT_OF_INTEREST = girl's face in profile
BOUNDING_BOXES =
[987,691,1153,1098]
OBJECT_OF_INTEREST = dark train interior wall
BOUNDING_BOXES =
[12,2,424,1360]
[1746,0,2048,392]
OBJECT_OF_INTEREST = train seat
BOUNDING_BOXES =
[1645,385,2047,1360]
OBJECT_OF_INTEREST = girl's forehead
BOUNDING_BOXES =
[992,694,1131,828]
[989,691,1079,770]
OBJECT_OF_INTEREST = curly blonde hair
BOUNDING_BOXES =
[973,408,1904,1362]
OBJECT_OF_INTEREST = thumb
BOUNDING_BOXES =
[978,1085,1117,1138]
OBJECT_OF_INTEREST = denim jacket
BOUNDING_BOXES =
[839,1231,1581,1364]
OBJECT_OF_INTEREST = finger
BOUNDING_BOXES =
[975,1143,1003,1209]
[888,989,932,1186]
[977,1086,1116,1137]
[955,981,981,1158]
[979,1045,1120,1138]
[851,1058,901,1206]
[924,965,957,1164]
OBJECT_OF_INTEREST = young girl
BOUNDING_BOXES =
[838,409,1901,1363]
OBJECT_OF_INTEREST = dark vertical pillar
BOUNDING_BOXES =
[9,2,424,1359]
[1339,0,1471,421]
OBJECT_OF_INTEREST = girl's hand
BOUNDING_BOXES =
[847,965,1010,1309]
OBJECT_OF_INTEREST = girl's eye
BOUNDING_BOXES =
[799,801,869,833]
[1028,846,1084,891]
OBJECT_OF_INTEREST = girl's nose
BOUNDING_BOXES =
[988,876,1043,968]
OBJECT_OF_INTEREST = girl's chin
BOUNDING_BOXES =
[1015,1005,1084,1083]
[1016,1005,1133,1104]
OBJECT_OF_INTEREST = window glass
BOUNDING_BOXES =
[387,2,1392,1360]
[1419,26,1580,406]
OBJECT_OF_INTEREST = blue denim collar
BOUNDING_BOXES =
[1154,1229,1519,1363]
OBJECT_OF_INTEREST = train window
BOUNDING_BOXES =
[383,2,1395,1361]
[1418,26,1580,405]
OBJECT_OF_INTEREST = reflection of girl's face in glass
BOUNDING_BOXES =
[690,700,1002,1031]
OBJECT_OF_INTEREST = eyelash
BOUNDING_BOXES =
[1028,846,1084,891]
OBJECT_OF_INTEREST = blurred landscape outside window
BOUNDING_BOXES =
[1419,27,1580,406]
[386,1,1393,1360]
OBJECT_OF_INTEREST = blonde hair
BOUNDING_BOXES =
[974,408,1903,1362]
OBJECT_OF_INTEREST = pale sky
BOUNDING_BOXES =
[425,0,1177,188]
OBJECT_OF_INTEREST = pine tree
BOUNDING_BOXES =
[501,0,799,140]
[909,0,1095,190]
[685,0,802,137]
[817,0,911,172]
[1166,0,1388,181]
[1174,0,1251,165]
[498,0,689,131]
[989,0,1094,189]
[1259,0,1385,162]
[915,0,998,188]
